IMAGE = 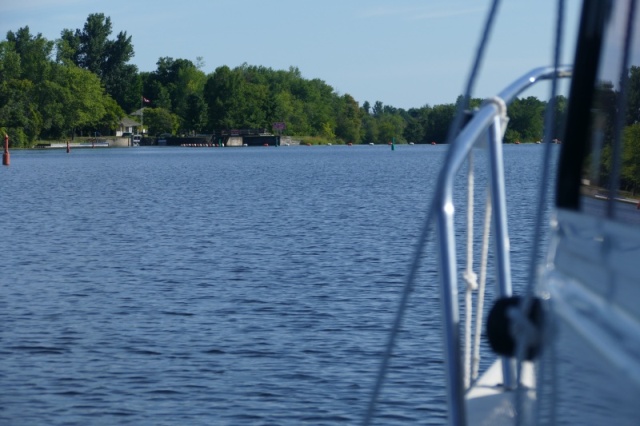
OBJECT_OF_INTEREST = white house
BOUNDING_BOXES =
[117,117,141,136]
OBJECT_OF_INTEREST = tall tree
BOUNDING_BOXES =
[551,95,568,141]
[507,96,545,142]
[0,78,41,147]
[361,114,379,144]
[203,65,242,129]
[0,28,54,146]
[57,13,138,112]
[146,57,207,127]
[56,64,109,137]
[57,29,81,65]
[427,103,456,143]
[270,90,310,135]
[77,13,112,74]
[372,101,384,117]
[336,94,362,143]
[6,26,54,83]
[377,113,405,144]
[184,93,208,134]
[403,106,430,143]
[626,66,640,126]
[362,100,371,115]
[302,78,336,137]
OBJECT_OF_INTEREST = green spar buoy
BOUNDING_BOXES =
[391,137,395,151]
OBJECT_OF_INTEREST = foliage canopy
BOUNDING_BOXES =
[0,13,581,152]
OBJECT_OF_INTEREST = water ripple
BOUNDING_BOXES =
[0,146,547,425]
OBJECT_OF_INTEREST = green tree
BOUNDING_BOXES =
[403,106,430,143]
[184,93,208,134]
[58,13,138,112]
[551,95,568,141]
[383,105,398,115]
[361,114,379,144]
[321,121,336,140]
[372,101,384,116]
[57,29,81,65]
[505,96,545,142]
[504,128,522,144]
[147,57,206,122]
[621,123,640,194]
[0,79,41,146]
[271,90,310,135]
[6,26,54,83]
[104,63,140,113]
[144,107,179,135]
[56,64,109,137]
[95,95,126,135]
[378,113,405,144]
[335,94,362,143]
[302,78,336,136]
[141,75,172,110]
[0,42,21,80]
[37,70,70,139]
[203,65,241,129]
[362,101,371,115]
[594,81,618,147]
[0,29,52,145]
[626,66,640,126]
[76,14,112,74]
[427,103,456,143]
[237,81,269,128]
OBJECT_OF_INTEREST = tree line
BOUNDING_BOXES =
[1,12,636,167]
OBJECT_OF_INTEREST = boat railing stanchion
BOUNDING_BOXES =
[486,102,515,389]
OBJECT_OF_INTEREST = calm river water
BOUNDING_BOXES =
[0,144,555,425]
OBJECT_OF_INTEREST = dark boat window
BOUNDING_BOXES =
[558,0,640,224]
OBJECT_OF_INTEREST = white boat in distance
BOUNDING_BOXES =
[365,1,640,425]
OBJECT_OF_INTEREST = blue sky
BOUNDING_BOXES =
[1,0,580,109]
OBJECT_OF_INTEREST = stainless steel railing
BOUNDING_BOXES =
[434,66,571,426]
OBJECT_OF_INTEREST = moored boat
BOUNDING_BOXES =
[365,1,640,424]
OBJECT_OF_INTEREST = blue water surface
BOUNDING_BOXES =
[0,144,554,425]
